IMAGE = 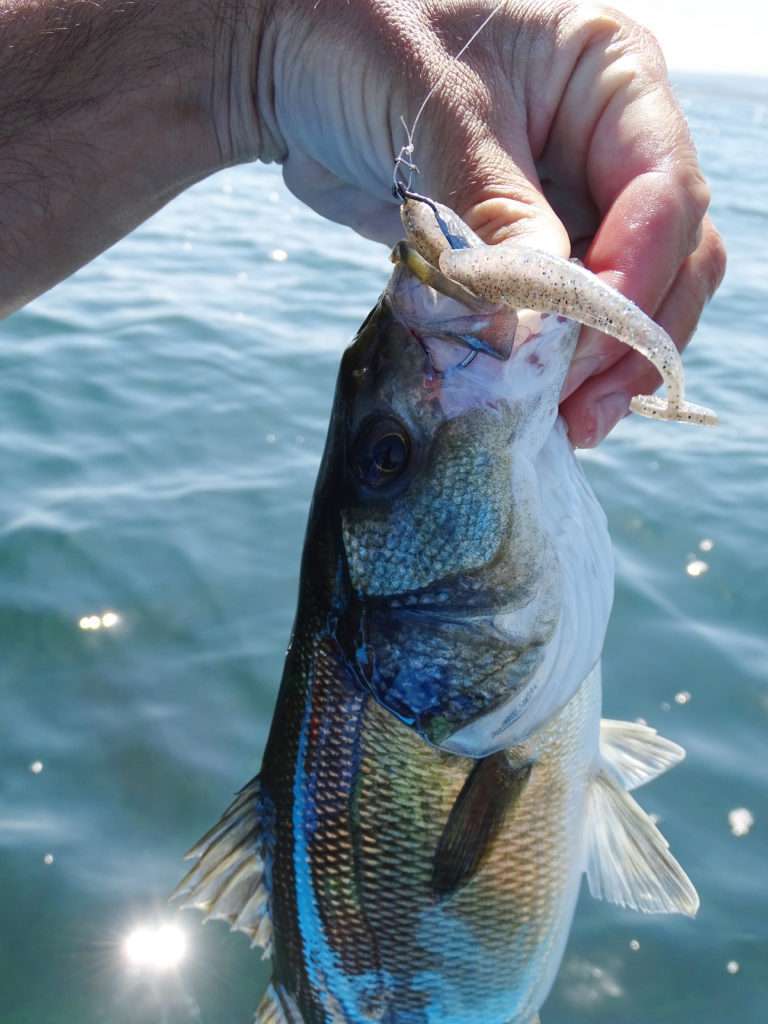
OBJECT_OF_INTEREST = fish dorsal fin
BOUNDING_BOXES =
[432,753,532,898]
[586,770,699,916]
[171,775,272,956]
[255,983,292,1024]
[600,719,685,791]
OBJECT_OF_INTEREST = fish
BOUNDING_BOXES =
[172,195,711,1023]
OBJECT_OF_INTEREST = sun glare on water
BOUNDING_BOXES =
[123,924,188,972]
[79,610,121,631]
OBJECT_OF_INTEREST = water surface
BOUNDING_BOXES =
[1,72,766,1023]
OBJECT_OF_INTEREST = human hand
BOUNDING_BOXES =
[243,0,726,446]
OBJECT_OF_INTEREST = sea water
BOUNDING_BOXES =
[1,73,766,1023]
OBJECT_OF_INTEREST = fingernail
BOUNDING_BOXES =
[593,391,631,444]
[562,354,603,399]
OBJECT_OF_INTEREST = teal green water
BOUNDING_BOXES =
[1,73,766,1023]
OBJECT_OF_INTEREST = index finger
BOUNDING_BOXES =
[552,15,712,391]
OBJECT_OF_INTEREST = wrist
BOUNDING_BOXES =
[209,0,284,167]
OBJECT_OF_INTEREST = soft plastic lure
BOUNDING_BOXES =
[399,194,718,426]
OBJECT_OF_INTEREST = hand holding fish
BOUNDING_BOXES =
[0,0,725,445]
[264,0,727,444]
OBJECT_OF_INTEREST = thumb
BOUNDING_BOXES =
[432,135,570,257]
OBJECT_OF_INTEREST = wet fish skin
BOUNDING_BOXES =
[252,281,595,1022]
[335,294,567,746]
[259,628,599,1024]
[176,203,699,1023]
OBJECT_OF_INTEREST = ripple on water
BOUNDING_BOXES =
[2,76,767,1024]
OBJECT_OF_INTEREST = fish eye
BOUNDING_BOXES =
[351,416,411,491]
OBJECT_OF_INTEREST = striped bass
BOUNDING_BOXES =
[174,196,712,1022]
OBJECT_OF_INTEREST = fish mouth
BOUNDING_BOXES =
[389,241,498,320]
[386,245,519,368]
[382,249,581,421]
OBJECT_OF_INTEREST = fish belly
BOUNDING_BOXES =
[261,634,600,1023]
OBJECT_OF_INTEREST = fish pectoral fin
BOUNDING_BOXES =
[586,770,699,916]
[432,753,532,899]
[170,775,273,957]
[600,719,685,791]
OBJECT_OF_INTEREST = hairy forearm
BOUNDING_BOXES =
[0,0,266,317]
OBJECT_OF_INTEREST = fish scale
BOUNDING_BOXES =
[257,619,596,1023]
[176,199,700,1023]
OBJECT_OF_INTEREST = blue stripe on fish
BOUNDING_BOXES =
[291,653,387,1020]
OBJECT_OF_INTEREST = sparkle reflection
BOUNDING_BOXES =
[79,610,121,631]
[123,924,188,972]
[561,955,624,1007]
[29,760,44,774]
[728,808,754,837]
[727,960,741,974]
[686,559,709,578]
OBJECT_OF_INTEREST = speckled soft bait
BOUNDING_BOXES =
[174,202,700,1024]
[402,195,718,425]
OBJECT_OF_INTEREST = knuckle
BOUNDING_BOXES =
[624,20,665,67]
[555,5,622,54]
[663,163,712,256]
[701,221,728,297]
[558,3,665,65]
[677,164,712,222]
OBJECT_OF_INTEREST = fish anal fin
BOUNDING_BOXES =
[586,770,699,916]
[600,719,685,791]
[171,775,273,954]
[432,753,532,899]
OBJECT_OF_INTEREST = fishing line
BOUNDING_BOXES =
[392,0,506,197]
